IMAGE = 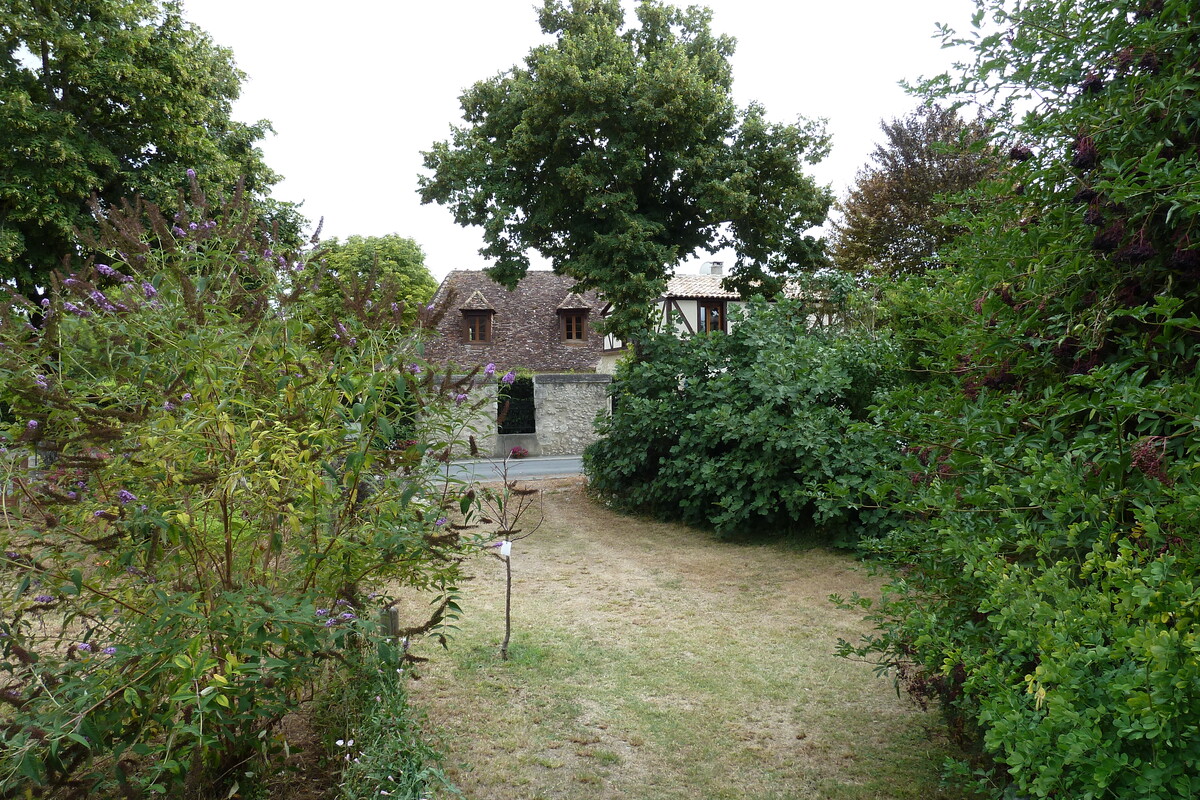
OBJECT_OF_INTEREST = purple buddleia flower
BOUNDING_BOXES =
[33,595,53,603]
[434,517,447,527]
[95,264,116,277]
[67,491,77,500]
[182,393,192,402]
[408,364,421,374]
[102,646,117,655]
[63,302,90,317]
[40,298,50,308]
[315,608,329,617]
[88,290,116,311]
[76,642,92,652]
[186,168,196,178]
[163,401,175,410]
[117,489,136,505]
[454,393,468,405]
[141,282,157,299]
[484,363,496,376]
[34,375,48,389]
[172,226,186,237]
[502,371,516,385]
[264,249,274,258]
[26,420,37,429]
[324,618,337,627]
[339,612,355,621]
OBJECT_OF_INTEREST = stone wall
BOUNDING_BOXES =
[431,373,611,458]
[422,379,497,459]
[532,373,611,456]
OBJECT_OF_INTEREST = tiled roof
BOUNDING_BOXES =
[423,270,604,373]
[556,291,591,310]
[662,274,741,300]
[459,290,494,311]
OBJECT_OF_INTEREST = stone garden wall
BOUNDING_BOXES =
[532,373,611,456]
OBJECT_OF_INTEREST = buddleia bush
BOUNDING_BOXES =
[845,2,1200,797]
[585,292,901,544]
[0,184,477,796]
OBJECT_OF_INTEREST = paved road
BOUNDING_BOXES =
[441,455,584,483]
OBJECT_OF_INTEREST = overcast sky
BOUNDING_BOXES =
[182,0,974,280]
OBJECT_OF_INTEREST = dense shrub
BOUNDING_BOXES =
[842,1,1200,797]
[0,188,475,795]
[585,295,900,544]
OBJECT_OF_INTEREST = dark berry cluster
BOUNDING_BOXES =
[1130,436,1172,484]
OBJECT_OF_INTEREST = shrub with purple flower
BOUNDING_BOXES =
[0,188,472,796]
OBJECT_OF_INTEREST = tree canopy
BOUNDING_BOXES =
[419,0,832,343]
[295,234,438,347]
[829,105,994,277]
[0,0,283,298]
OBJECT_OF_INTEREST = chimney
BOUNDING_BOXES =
[701,261,724,276]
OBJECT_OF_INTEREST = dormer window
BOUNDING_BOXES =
[459,289,496,344]
[561,311,587,341]
[556,291,591,344]
[463,310,493,343]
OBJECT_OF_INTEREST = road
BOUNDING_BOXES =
[441,455,584,483]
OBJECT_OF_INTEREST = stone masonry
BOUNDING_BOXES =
[532,374,611,456]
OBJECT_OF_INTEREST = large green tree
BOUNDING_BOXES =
[419,0,832,343]
[295,233,438,346]
[829,105,995,277]
[0,0,282,298]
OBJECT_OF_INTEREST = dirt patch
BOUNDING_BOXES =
[407,483,965,800]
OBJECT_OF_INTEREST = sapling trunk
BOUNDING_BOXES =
[500,554,512,660]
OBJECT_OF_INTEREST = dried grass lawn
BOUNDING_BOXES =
[407,479,967,800]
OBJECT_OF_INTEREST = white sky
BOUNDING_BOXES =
[182,0,974,280]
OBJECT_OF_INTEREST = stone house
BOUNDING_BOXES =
[422,270,611,458]
[423,265,830,456]
[423,270,606,372]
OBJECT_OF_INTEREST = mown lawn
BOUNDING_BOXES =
[407,480,969,800]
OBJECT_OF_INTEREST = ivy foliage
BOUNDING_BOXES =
[419,0,832,343]
[846,1,1200,797]
[0,187,474,795]
[584,291,900,544]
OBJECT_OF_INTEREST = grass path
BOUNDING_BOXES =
[408,481,966,800]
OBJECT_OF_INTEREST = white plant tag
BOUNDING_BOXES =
[500,540,512,557]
